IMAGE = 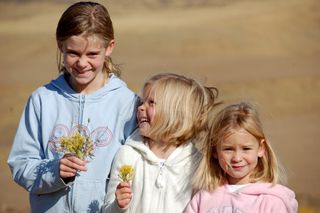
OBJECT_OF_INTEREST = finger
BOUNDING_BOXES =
[116,190,132,209]
[116,191,132,200]
[115,183,132,197]
[118,187,132,195]
[64,154,87,166]
[117,182,131,189]
[61,157,87,172]
[60,163,78,173]
[59,162,78,178]
[117,198,132,209]
[60,170,77,178]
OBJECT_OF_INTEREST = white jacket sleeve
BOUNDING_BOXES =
[102,146,132,213]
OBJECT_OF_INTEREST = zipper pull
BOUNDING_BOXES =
[156,164,165,188]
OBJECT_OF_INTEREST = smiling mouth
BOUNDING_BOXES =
[232,165,245,170]
[139,118,149,124]
[76,70,90,74]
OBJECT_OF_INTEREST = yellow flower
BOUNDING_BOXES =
[118,165,135,182]
[59,131,94,160]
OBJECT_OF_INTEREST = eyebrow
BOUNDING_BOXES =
[65,47,101,52]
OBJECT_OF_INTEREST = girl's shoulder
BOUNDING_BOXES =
[191,186,227,204]
[116,130,145,156]
[30,74,70,98]
[113,137,149,170]
[239,183,298,212]
[241,183,296,196]
[107,75,135,94]
[27,83,59,104]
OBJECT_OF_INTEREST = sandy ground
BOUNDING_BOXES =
[0,0,319,212]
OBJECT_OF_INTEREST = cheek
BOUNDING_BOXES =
[64,56,76,67]
[217,153,229,170]
[147,108,156,121]
[93,56,106,67]
[248,153,260,165]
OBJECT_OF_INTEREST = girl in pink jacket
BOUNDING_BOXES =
[185,102,298,213]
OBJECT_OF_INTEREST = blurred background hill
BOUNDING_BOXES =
[0,0,319,212]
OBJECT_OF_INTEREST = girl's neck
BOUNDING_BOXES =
[147,139,178,159]
[66,72,108,95]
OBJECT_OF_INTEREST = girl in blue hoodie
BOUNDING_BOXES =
[7,2,138,212]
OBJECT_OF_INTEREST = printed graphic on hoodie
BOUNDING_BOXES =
[48,123,113,157]
[207,206,243,213]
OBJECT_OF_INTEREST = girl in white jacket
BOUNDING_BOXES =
[103,73,219,213]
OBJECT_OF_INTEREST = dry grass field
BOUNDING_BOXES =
[0,0,319,212]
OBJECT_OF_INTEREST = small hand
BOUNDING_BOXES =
[59,154,87,178]
[115,182,132,208]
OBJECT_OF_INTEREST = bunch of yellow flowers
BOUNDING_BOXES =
[59,131,94,160]
[118,165,135,182]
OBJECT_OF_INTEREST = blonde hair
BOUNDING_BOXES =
[142,73,219,146]
[56,1,120,77]
[193,102,286,191]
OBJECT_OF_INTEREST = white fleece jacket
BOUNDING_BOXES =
[103,130,201,213]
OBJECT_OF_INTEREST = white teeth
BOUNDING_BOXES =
[139,118,148,123]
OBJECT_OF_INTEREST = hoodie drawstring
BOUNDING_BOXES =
[78,95,85,126]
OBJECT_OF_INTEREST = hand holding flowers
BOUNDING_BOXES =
[115,165,135,208]
[59,154,87,180]
[115,182,132,208]
[58,127,95,180]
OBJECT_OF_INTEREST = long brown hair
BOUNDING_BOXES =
[56,1,120,76]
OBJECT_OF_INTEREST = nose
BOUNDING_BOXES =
[77,56,88,68]
[231,151,242,162]
[138,103,145,112]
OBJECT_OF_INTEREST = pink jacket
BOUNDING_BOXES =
[184,183,298,213]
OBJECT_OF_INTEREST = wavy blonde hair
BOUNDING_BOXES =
[142,73,219,146]
[193,102,287,191]
[56,1,120,77]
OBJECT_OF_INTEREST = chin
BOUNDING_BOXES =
[139,129,149,137]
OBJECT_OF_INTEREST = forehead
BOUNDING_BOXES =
[142,84,154,97]
[221,128,259,146]
[63,34,105,49]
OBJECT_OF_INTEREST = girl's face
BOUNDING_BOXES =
[215,128,265,185]
[59,34,114,94]
[137,85,156,138]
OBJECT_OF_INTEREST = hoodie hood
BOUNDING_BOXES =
[235,183,298,213]
[125,129,200,167]
[50,73,127,102]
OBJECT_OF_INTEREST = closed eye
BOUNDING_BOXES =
[243,147,253,151]
[87,52,100,58]
[67,50,79,57]
[222,147,233,151]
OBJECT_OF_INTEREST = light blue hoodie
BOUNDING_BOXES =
[7,74,138,213]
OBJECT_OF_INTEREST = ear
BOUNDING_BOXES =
[213,148,218,159]
[258,139,266,157]
[57,41,63,52]
[105,39,115,56]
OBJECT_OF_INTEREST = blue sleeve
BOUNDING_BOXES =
[7,94,67,194]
